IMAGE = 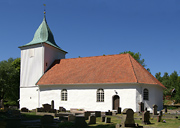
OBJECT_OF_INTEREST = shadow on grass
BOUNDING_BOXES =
[88,124,115,128]
[21,113,42,120]
[148,123,155,125]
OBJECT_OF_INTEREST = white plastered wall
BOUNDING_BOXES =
[44,43,66,72]
[20,44,43,109]
[20,44,44,87]
[136,84,164,112]
[20,43,67,109]
[39,84,138,112]
[20,87,39,109]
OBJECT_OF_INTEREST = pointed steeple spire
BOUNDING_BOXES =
[20,15,67,53]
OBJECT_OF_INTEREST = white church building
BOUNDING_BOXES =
[19,15,165,112]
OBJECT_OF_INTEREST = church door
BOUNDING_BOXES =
[113,95,120,110]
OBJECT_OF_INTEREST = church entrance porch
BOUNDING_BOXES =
[112,95,120,110]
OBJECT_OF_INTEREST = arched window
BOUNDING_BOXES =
[61,89,67,101]
[97,88,104,102]
[143,88,149,100]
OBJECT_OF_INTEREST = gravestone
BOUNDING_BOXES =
[75,115,87,128]
[157,110,163,122]
[121,108,135,127]
[105,110,112,115]
[59,107,66,112]
[138,102,144,112]
[95,111,101,117]
[144,107,147,111]
[165,106,167,113]
[105,117,111,123]
[36,107,44,112]
[101,115,106,122]
[117,107,121,114]
[88,115,96,124]
[21,107,29,112]
[159,110,163,116]
[41,115,53,124]
[84,111,91,120]
[157,115,161,122]
[68,114,76,122]
[153,104,158,115]
[51,100,54,109]
[49,108,56,113]
[43,104,51,112]
[142,110,151,124]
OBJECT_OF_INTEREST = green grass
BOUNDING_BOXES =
[87,114,180,128]
[87,116,120,128]
[17,112,180,128]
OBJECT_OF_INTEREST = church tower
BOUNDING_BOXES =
[19,14,67,109]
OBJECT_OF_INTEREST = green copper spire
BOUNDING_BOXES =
[19,15,67,53]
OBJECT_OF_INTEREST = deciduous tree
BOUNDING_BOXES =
[0,58,20,106]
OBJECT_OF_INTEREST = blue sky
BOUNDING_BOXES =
[0,0,180,76]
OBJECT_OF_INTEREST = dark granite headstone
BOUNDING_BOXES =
[84,111,91,120]
[43,104,51,112]
[117,107,121,114]
[95,111,101,117]
[75,116,87,128]
[142,110,151,124]
[159,110,163,116]
[59,107,66,112]
[101,115,106,122]
[51,100,54,109]
[36,107,44,112]
[157,115,161,122]
[88,115,96,124]
[105,117,111,123]
[153,104,158,115]
[121,108,135,127]
[145,107,147,111]
[105,110,112,115]
[138,102,144,112]
[157,110,163,122]
[21,107,29,112]
[165,106,167,113]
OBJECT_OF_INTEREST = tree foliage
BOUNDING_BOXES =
[155,71,180,103]
[120,51,146,67]
[0,58,20,105]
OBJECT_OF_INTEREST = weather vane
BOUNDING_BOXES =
[43,4,46,15]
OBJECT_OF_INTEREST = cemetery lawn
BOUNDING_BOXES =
[21,112,180,128]
[87,114,180,128]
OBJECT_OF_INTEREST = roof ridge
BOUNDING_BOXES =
[128,54,138,83]
[61,54,127,60]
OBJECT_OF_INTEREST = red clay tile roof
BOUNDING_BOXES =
[37,53,165,88]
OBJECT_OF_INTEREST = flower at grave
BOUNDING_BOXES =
[163,120,166,123]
